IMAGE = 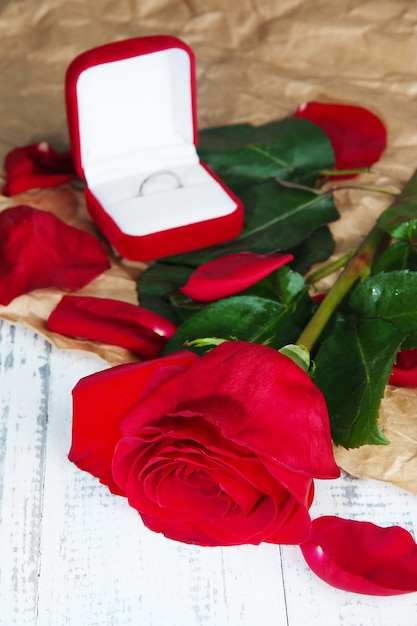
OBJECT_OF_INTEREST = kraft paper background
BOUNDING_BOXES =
[0,0,416,493]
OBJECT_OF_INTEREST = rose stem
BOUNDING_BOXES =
[296,167,417,353]
[328,184,400,196]
[306,251,356,285]
[320,167,375,177]
[296,226,390,353]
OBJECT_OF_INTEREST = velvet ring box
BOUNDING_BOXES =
[65,36,244,261]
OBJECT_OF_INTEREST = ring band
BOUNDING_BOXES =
[139,170,183,196]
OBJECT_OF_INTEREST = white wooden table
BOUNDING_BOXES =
[1,318,417,625]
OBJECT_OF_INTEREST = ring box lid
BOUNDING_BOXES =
[66,36,198,185]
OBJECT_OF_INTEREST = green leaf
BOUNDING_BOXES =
[350,271,417,332]
[163,183,338,267]
[377,169,417,241]
[162,296,286,355]
[313,270,417,448]
[243,265,306,303]
[372,241,417,274]
[289,225,335,274]
[236,182,338,252]
[313,318,404,448]
[401,332,417,350]
[137,264,197,325]
[271,266,307,303]
[163,281,316,357]
[198,118,335,191]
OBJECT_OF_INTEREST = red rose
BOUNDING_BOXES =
[70,341,339,546]
[389,349,417,387]
[2,142,76,196]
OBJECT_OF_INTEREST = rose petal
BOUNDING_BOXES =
[311,293,326,305]
[48,295,176,359]
[265,485,314,545]
[294,102,387,175]
[139,482,308,547]
[120,426,295,546]
[301,516,417,595]
[389,348,417,387]
[183,342,339,479]
[70,350,199,492]
[120,341,339,480]
[113,418,288,517]
[0,205,110,305]
[2,142,76,196]
[179,251,294,302]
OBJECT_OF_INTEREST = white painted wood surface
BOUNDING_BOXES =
[1,318,417,626]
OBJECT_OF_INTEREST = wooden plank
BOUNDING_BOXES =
[36,346,288,625]
[281,476,417,625]
[0,321,50,625]
[2,320,417,624]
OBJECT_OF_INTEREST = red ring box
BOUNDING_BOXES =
[65,36,244,261]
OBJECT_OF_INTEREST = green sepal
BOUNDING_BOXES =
[279,344,311,372]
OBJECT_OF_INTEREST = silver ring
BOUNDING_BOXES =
[138,170,183,196]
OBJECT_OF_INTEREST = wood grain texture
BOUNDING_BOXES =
[0,321,50,624]
[1,319,417,625]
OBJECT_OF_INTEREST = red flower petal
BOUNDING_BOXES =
[70,350,199,493]
[311,293,326,305]
[301,516,417,595]
[112,342,338,546]
[70,341,338,546]
[2,142,76,196]
[294,102,387,175]
[48,295,176,359]
[0,205,110,305]
[179,252,294,302]
[120,341,339,480]
[389,349,417,387]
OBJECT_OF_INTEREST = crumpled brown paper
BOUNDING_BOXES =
[334,386,417,493]
[1,0,417,491]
